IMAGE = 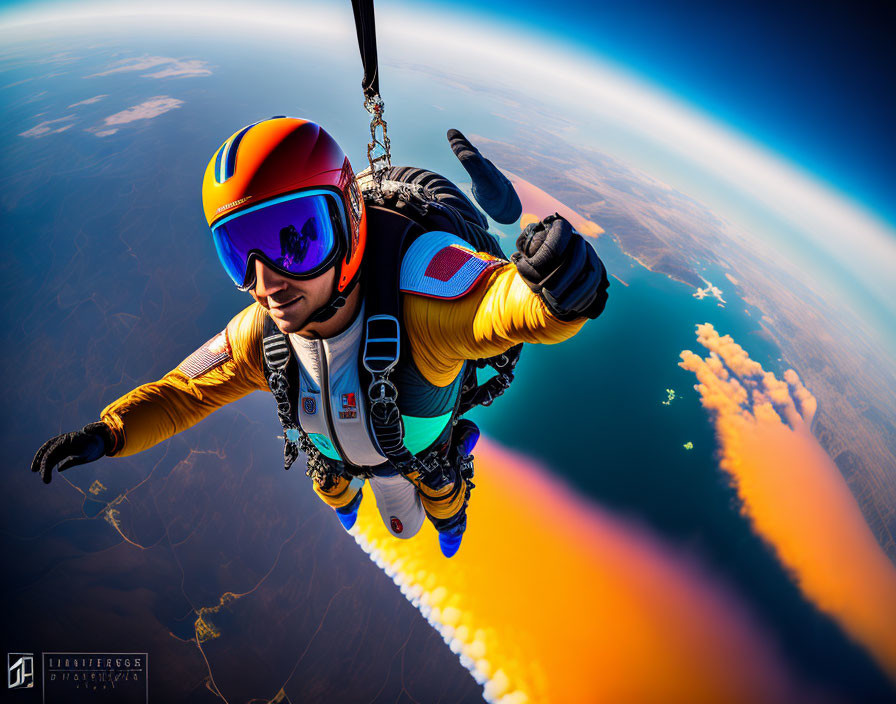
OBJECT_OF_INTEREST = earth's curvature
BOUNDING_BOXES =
[2,5,895,703]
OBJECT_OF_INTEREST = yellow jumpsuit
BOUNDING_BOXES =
[100,253,587,516]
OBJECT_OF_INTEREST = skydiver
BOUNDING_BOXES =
[31,118,609,557]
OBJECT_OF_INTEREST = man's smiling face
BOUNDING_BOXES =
[249,257,337,335]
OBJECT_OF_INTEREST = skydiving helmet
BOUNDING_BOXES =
[201,117,367,321]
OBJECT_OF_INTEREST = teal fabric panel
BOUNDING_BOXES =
[403,412,454,454]
[308,433,343,461]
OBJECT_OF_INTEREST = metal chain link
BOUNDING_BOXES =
[364,94,391,191]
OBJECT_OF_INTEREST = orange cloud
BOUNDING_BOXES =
[680,323,896,682]
[506,171,605,238]
[351,437,813,704]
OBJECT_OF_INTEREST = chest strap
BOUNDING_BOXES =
[361,312,445,481]
[360,208,446,480]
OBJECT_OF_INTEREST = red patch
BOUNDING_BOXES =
[390,516,404,534]
[424,246,472,282]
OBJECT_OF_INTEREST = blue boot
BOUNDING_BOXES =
[438,529,464,558]
[436,513,467,558]
[454,419,480,457]
[335,489,362,532]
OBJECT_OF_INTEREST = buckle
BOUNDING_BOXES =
[363,315,401,374]
[368,378,399,406]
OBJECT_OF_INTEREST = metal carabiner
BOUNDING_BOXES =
[364,93,391,188]
[368,377,398,406]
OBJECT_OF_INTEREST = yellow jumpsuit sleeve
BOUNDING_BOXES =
[100,303,270,457]
[403,258,588,387]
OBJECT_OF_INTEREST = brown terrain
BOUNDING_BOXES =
[478,127,896,560]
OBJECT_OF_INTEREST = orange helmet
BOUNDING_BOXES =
[202,117,366,299]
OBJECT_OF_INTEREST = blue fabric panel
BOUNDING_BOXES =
[399,231,500,299]
[214,142,227,184]
[223,123,254,181]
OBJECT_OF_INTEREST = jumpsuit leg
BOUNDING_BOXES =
[313,475,365,531]
[411,420,480,556]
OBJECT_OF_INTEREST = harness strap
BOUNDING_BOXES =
[360,207,443,480]
[457,343,523,416]
[261,317,345,489]
[262,332,290,369]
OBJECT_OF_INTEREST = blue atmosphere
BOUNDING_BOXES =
[1,0,892,224]
[403,0,896,229]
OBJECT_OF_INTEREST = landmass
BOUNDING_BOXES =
[476,126,896,558]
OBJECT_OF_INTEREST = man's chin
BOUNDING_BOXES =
[265,302,311,333]
[271,315,308,334]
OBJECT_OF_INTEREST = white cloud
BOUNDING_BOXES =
[19,115,76,137]
[142,59,211,78]
[68,94,107,108]
[85,55,172,76]
[86,55,211,79]
[95,96,184,129]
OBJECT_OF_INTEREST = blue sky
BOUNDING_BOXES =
[2,0,892,226]
[400,0,896,229]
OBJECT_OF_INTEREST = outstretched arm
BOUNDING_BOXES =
[404,216,609,387]
[101,303,270,456]
[33,303,270,482]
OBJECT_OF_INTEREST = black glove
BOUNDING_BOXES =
[31,422,114,484]
[511,214,609,321]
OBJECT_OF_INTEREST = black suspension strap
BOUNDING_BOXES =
[351,0,379,101]
[359,207,452,485]
[351,0,391,189]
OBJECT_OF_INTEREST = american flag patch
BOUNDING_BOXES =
[179,330,232,379]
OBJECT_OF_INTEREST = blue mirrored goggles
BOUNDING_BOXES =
[211,190,345,291]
